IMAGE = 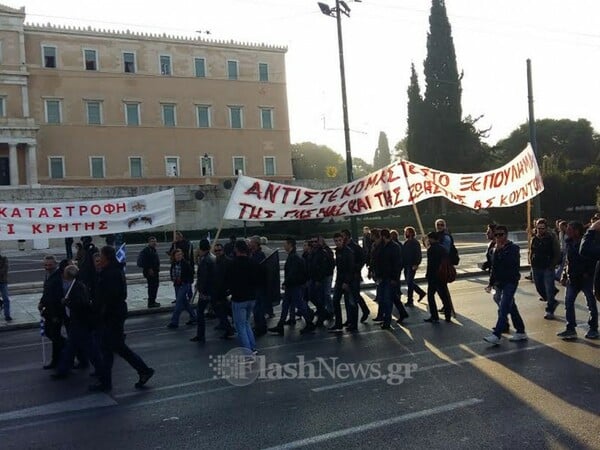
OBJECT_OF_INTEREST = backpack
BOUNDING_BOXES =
[438,257,457,283]
[448,235,460,266]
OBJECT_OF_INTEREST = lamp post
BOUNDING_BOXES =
[318,0,360,240]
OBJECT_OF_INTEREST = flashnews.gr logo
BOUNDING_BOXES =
[208,347,418,387]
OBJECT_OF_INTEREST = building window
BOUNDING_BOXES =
[129,157,143,178]
[165,157,179,177]
[90,156,105,178]
[84,49,98,71]
[42,46,57,68]
[194,57,206,77]
[86,101,102,125]
[233,156,245,176]
[160,55,171,75]
[0,97,5,117]
[201,155,214,176]
[123,52,136,73]
[125,103,140,126]
[260,108,273,129]
[196,105,211,128]
[49,156,64,179]
[162,104,176,127]
[45,99,62,124]
[264,156,276,176]
[0,41,3,64]
[227,60,238,80]
[259,63,269,82]
[229,106,243,129]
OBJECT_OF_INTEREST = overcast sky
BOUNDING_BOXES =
[8,0,600,163]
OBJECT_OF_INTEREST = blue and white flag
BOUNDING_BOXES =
[116,243,127,264]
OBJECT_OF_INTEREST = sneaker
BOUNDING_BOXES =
[135,368,155,388]
[190,335,205,343]
[483,334,501,345]
[544,312,555,320]
[417,292,426,303]
[267,325,284,336]
[88,382,111,392]
[299,323,316,335]
[584,329,599,340]
[509,333,528,342]
[148,302,161,308]
[185,319,197,326]
[372,317,384,323]
[360,311,369,323]
[557,329,577,340]
[327,325,344,333]
[5,316,12,322]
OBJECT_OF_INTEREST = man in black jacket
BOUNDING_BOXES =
[137,236,161,308]
[307,237,333,327]
[269,238,315,336]
[531,218,561,319]
[424,232,453,323]
[38,255,66,370]
[374,229,403,330]
[402,226,426,306]
[580,215,600,307]
[90,246,154,392]
[190,240,214,343]
[329,232,358,332]
[168,248,197,329]
[212,243,235,339]
[341,229,370,323]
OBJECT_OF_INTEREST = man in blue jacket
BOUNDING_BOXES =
[484,225,528,345]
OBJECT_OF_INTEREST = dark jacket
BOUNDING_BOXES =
[78,242,98,289]
[95,262,128,323]
[335,245,355,286]
[0,255,8,283]
[225,255,259,302]
[346,239,365,276]
[402,238,422,268]
[63,280,93,328]
[322,245,335,276]
[138,245,160,277]
[564,237,595,286]
[284,250,307,288]
[489,241,521,286]
[531,232,560,269]
[307,248,330,282]
[169,239,194,272]
[579,229,600,298]
[374,240,402,281]
[482,241,495,272]
[196,253,216,298]
[170,259,194,285]
[214,254,232,301]
[40,269,64,319]
[426,242,446,281]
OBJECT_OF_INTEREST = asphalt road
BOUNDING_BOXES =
[0,275,598,449]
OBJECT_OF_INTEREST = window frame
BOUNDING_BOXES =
[122,51,137,73]
[200,155,214,177]
[83,48,98,71]
[159,54,172,76]
[85,100,103,125]
[124,102,141,126]
[89,156,106,179]
[0,96,5,118]
[227,59,239,80]
[196,104,211,128]
[129,156,143,178]
[44,99,62,124]
[165,156,180,177]
[161,103,177,127]
[260,107,274,129]
[48,156,65,179]
[228,105,243,129]
[194,57,206,78]
[42,44,57,68]
[258,62,269,82]
[264,156,276,176]
[232,156,246,176]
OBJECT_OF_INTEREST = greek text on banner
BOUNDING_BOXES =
[223,145,544,221]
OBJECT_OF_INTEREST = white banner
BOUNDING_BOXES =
[0,189,175,240]
[224,145,543,221]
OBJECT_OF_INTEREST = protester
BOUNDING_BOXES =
[190,240,214,342]
[424,232,453,323]
[248,236,268,337]
[0,250,13,321]
[341,229,370,323]
[137,236,161,308]
[402,226,426,306]
[212,242,235,339]
[374,229,402,330]
[328,232,357,333]
[38,256,67,369]
[168,249,197,330]
[530,218,561,319]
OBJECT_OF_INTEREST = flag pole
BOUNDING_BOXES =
[400,160,426,237]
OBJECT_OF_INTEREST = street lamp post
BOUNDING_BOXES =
[318,0,360,240]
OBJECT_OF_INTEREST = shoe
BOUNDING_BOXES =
[327,325,343,333]
[372,317,384,323]
[89,382,111,392]
[483,334,501,345]
[300,323,316,335]
[214,324,225,331]
[544,312,555,320]
[166,323,178,329]
[135,368,155,388]
[252,349,259,356]
[417,292,426,303]
[360,311,369,323]
[220,330,235,340]
[509,333,528,342]
[342,321,350,327]
[73,362,89,370]
[438,307,445,313]
[267,313,275,319]
[50,372,69,380]
[345,326,359,333]
[4,316,12,321]
[538,297,547,302]
[171,300,176,304]
[556,329,577,340]
[585,329,599,339]
[267,325,284,336]
[148,302,161,308]
[189,336,205,343]
[283,319,296,326]
[43,363,57,370]
[185,319,197,325]
[423,317,439,324]
[381,323,392,330]
[405,301,414,307]
[444,317,452,323]
[524,275,532,280]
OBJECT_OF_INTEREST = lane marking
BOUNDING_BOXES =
[261,398,484,449]
[0,393,116,422]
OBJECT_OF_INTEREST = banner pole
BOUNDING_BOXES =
[527,199,533,265]
[400,160,426,237]
[211,217,226,253]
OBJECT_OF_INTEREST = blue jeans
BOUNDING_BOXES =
[403,266,425,302]
[532,268,558,313]
[282,286,311,324]
[232,301,256,351]
[564,278,598,331]
[492,283,525,337]
[57,322,95,375]
[0,282,10,318]
[170,283,196,326]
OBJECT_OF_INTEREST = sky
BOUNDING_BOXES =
[7,0,600,164]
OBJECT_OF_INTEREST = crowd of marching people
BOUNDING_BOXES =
[9,212,599,392]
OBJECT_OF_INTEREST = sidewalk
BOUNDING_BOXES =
[0,254,532,332]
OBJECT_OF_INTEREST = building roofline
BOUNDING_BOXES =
[0,3,25,16]
[23,22,288,53]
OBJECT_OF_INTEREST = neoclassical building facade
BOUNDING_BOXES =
[0,4,292,187]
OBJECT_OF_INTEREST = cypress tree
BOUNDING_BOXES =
[373,131,392,169]
[406,63,426,164]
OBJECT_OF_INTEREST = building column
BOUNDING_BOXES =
[26,143,38,185]
[8,143,19,186]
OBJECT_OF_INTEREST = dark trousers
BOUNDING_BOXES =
[99,321,150,387]
[57,322,96,375]
[195,298,210,339]
[332,284,358,327]
[280,286,311,325]
[44,318,66,366]
[492,283,525,337]
[353,277,370,316]
[214,297,234,333]
[403,266,425,303]
[146,275,159,305]
[253,288,267,332]
[309,280,330,321]
[427,280,452,321]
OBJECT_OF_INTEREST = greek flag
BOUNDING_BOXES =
[116,243,127,263]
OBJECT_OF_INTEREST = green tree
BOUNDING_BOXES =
[291,142,345,180]
[406,63,427,165]
[352,157,374,178]
[373,131,391,169]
